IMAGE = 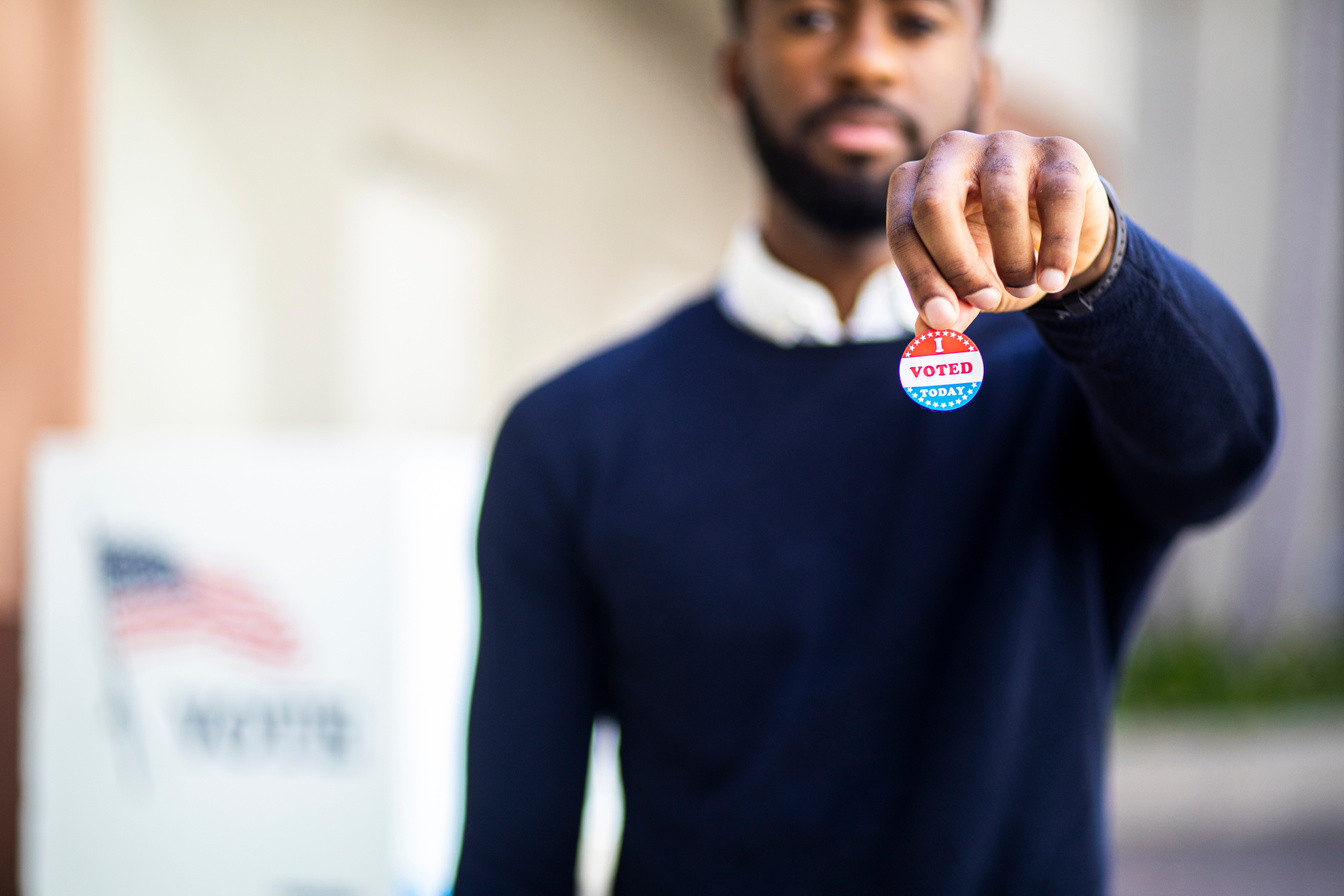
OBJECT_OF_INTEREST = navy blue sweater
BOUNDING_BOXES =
[456,221,1277,895]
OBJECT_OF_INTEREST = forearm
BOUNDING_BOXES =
[1027,219,1278,528]
[456,615,596,895]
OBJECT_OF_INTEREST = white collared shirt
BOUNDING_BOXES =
[716,224,918,347]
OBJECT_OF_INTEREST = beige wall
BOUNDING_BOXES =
[90,0,751,435]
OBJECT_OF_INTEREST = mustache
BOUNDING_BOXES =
[798,95,923,153]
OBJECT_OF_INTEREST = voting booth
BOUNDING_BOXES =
[22,436,485,896]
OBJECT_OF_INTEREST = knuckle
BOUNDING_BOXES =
[887,214,920,250]
[1036,174,1083,204]
[980,133,1029,186]
[1037,136,1090,174]
[889,160,920,187]
[1040,134,1083,155]
[906,267,945,295]
[930,130,970,154]
[939,258,982,289]
[1040,231,1077,251]
[979,169,1020,204]
[986,130,1030,157]
[1040,157,1084,181]
[996,256,1036,278]
[911,189,955,223]
[982,152,1018,181]
[985,131,1025,154]
[996,265,1036,288]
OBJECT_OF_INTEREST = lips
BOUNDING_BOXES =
[822,120,904,155]
[812,107,908,156]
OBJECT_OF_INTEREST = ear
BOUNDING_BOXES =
[974,51,1001,132]
[717,39,745,107]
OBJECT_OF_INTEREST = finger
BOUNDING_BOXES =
[977,132,1039,297]
[889,160,961,329]
[1032,138,1092,294]
[913,300,980,336]
[909,133,1003,311]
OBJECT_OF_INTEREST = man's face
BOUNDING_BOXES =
[730,0,987,235]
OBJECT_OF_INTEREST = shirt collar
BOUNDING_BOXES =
[716,223,917,347]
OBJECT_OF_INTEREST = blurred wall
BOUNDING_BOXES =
[90,0,751,436]
[88,0,1342,633]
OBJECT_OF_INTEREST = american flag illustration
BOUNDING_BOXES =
[100,543,297,665]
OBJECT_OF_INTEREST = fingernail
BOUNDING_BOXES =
[923,297,956,329]
[966,287,1000,310]
[1007,284,1038,300]
[1038,268,1068,294]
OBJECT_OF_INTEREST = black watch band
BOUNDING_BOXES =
[1026,177,1128,320]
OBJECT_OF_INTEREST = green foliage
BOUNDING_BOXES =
[1117,626,1344,713]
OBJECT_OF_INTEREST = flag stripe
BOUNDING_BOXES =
[104,550,297,665]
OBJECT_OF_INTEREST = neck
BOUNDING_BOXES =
[759,191,893,321]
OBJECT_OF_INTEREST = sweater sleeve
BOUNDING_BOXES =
[1027,219,1278,530]
[455,391,601,895]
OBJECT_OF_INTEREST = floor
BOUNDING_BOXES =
[1114,824,1344,896]
[1109,712,1344,896]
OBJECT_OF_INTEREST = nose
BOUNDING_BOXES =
[833,5,903,90]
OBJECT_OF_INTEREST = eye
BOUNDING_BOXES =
[786,7,838,33]
[892,14,939,38]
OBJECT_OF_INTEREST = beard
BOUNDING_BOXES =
[742,87,976,238]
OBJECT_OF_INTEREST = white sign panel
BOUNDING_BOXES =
[23,436,484,896]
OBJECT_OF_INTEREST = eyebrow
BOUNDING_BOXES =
[892,0,961,11]
[766,0,962,11]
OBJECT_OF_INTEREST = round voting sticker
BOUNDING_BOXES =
[900,329,984,411]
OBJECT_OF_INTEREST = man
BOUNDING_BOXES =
[455,1,1277,893]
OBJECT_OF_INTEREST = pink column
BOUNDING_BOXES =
[0,0,86,889]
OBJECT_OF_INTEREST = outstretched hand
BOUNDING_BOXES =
[887,130,1116,334]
